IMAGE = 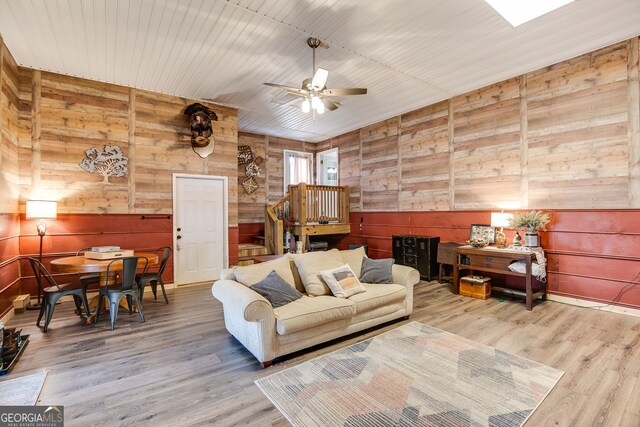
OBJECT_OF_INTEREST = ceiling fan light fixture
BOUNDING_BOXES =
[264,37,367,117]
[301,98,311,113]
[311,95,322,109]
[311,68,329,90]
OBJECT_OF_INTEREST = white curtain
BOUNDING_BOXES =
[284,151,313,190]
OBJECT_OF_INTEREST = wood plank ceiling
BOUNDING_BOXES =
[1,0,639,142]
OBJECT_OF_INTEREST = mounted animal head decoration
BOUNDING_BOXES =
[184,103,218,158]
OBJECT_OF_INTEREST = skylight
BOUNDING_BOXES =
[484,0,575,27]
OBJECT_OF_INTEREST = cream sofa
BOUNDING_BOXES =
[211,247,420,367]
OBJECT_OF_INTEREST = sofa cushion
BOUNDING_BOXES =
[250,271,303,308]
[291,249,344,296]
[339,246,367,277]
[273,295,356,335]
[320,264,366,298]
[359,257,394,284]
[348,283,406,313]
[232,256,296,288]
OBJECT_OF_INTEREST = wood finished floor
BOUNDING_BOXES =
[3,282,640,426]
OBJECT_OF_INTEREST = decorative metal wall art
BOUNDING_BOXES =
[184,103,218,158]
[79,145,129,184]
[238,145,263,194]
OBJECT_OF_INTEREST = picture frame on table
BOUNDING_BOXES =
[469,224,496,244]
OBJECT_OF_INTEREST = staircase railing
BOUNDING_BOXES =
[289,183,349,225]
[265,194,288,255]
[266,184,350,254]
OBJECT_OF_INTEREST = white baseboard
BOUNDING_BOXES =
[547,294,640,318]
[1,309,14,326]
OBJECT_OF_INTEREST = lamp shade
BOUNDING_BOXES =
[26,200,57,220]
[490,212,512,228]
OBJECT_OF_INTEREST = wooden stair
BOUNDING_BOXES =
[237,243,269,266]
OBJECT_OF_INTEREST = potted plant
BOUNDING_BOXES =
[508,210,550,247]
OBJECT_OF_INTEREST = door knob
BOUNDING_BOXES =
[177,235,182,240]
[177,228,181,231]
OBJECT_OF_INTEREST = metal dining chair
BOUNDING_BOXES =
[29,257,91,333]
[94,256,148,330]
[76,247,101,288]
[137,247,171,304]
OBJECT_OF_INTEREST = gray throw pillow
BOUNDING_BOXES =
[359,258,394,284]
[250,270,303,308]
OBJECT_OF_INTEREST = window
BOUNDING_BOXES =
[283,150,313,192]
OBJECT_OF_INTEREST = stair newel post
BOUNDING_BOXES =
[341,186,349,223]
[299,182,307,227]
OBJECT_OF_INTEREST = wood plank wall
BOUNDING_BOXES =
[323,38,640,211]
[19,72,239,217]
[326,37,640,309]
[237,132,311,242]
[266,136,314,205]
[0,39,241,310]
[0,38,23,317]
[238,132,267,224]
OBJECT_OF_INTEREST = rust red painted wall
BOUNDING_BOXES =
[18,214,239,298]
[0,214,21,317]
[336,210,640,309]
[238,222,264,244]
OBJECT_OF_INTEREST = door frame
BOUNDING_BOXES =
[172,173,229,285]
[316,147,339,185]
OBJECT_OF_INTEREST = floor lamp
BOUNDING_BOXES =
[26,200,57,308]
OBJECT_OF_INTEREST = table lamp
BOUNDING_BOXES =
[26,200,57,307]
[490,212,512,249]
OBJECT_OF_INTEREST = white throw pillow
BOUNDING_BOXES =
[232,256,296,288]
[340,246,367,278]
[507,261,543,276]
[291,249,344,296]
[319,264,366,298]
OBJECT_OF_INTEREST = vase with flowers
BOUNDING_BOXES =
[275,206,296,251]
[508,210,550,247]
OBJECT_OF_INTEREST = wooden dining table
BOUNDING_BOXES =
[50,252,159,323]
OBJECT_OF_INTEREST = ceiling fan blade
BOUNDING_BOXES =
[320,97,340,111]
[321,87,367,96]
[264,82,309,97]
[264,82,302,91]
[285,90,308,97]
[311,68,329,90]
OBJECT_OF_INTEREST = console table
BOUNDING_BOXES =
[453,246,546,311]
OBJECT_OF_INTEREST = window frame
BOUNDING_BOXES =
[283,149,314,193]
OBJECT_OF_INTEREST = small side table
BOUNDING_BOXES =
[437,242,462,283]
[453,246,546,311]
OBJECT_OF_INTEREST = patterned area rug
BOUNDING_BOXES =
[0,370,48,405]
[256,322,563,427]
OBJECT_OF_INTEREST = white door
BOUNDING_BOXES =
[173,174,228,285]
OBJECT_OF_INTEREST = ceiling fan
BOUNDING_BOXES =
[264,37,367,114]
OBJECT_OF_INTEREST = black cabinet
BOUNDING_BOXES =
[392,235,440,281]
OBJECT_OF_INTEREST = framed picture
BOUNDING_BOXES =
[469,224,496,244]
